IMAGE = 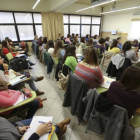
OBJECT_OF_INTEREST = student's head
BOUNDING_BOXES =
[63,45,77,63]
[61,36,64,40]
[120,66,140,91]
[39,36,43,41]
[117,37,121,43]
[122,41,132,55]
[43,37,47,44]
[93,35,98,39]
[110,39,119,50]
[7,39,13,46]
[86,34,90,39]
[81,38,86,44]
[34,35,38,40]
[83,47,99,66]
[72,33,75,38]
[87,38,93,46]
[47,40,54,49]
[58,33,61,37]
[105,37,110,41]
[133,39,139,45]
[53,40,63,57]
[67,34,70,38]
[76,34,79,37]
[99,38,106,45]
[2,40,9,48]
[5,37,9,41]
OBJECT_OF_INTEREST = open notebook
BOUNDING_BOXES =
[100,76,115,89]
[23,116,53,140]
[9,75,27,86]
[13,94,27,106]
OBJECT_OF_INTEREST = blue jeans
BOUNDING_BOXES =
[25,76,37,91]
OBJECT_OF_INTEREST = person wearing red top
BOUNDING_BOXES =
[2,40,35,68]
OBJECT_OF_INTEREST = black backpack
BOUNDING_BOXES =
[10,58,29,72]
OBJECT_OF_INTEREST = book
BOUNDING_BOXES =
[23,116,53,140]
[100,76,115,89]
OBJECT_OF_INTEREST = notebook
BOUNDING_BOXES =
[23,116,53,140]
[9,75,27,86]
[100,76,115,89]
[13,94,27,106]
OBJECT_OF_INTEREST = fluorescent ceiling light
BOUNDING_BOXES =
[76,0,116,12]
[100,6,140,14]
[32,0,40,9]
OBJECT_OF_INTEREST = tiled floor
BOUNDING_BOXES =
[27,52,140,140]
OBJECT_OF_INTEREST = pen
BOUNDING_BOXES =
[38,121,45,123]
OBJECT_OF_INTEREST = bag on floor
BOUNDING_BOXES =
[57,70,69,91]
[10,58,28,72]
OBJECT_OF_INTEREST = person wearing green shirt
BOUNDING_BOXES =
[63,45,78,73]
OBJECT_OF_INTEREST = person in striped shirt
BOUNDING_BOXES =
[75,47,104,89]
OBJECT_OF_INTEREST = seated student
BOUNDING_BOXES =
[46,40,54,57]
[0,117,71,140]
[117,37,122,49]
[61,36,65,44]
[85,34,90,42]
[86,38,94,48]
[93,34,99,45]
[2,40,35,67]
[72,34,79,45]
[120,41,139,62]
[105,37,111,51]
[70,33,75,42]
[38,36,43,46]
[8,39,18,52]
[107,66,140,119]
[0,82,39,119]
[75,47,104,89]
[133,39,139,49]
[65,34,71,44]
[62,45,78,73]
[108,39,120,54]
[94,38,106,55]
[57,33,61,40]
[53,40,65,60]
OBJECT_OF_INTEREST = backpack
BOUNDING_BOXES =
[10,58,29,72]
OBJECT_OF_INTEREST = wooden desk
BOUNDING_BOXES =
[96,86,108,94]
[0,91,36,114]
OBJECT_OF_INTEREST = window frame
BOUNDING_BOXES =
[0,10,42,42]
[63,14,101,38]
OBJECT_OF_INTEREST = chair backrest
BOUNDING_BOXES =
[6,53,14,62]
[62,64,71,77]
[100,51,115,68]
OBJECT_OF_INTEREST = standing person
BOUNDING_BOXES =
[93,35,99,45]
[107,66,140,119]
[85,34,90,42]
[62,45,78,73]
[57,33,61,40]
[119,41,139,62]
[65,34,71,44]
[53,40,65,60]
[75,47,104,89]
[94,38,106,55]
[117,37,122,49]
[108,39,120,54]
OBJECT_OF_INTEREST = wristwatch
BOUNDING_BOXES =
[17,125,22,131]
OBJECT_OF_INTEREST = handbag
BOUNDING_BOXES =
[0,81,8,91]
[57,65,69,91]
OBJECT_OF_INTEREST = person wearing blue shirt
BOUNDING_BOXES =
[117,37,122,49]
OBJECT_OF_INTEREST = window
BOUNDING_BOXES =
[70,16,80,24]
[91,26,100,36]
[128,21,140,40]
[63,15,101,38]
[0,25,17,41]
[17,25,34,40]
[81,25,90,37]
[35,25,43,37]
[92,17,101,24]
[70,25,80,35]
[0,12,14,23]
[81,16,91,24]
[64,25,68,37]
[14,13,33,23]
[33,14,42,23]
[63,15,68,24]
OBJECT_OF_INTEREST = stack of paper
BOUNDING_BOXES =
[23,116,53,140]
[9,75,27,86]
[13,94,27,106]
[100,76,115,89]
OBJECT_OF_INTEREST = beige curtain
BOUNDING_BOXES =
[41,12,64,41]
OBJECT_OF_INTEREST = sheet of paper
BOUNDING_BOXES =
[15,54,25,57]
[100,76,115,89]
[9,75,27,86]
[13,94,27,106]
[23,116,53,140]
